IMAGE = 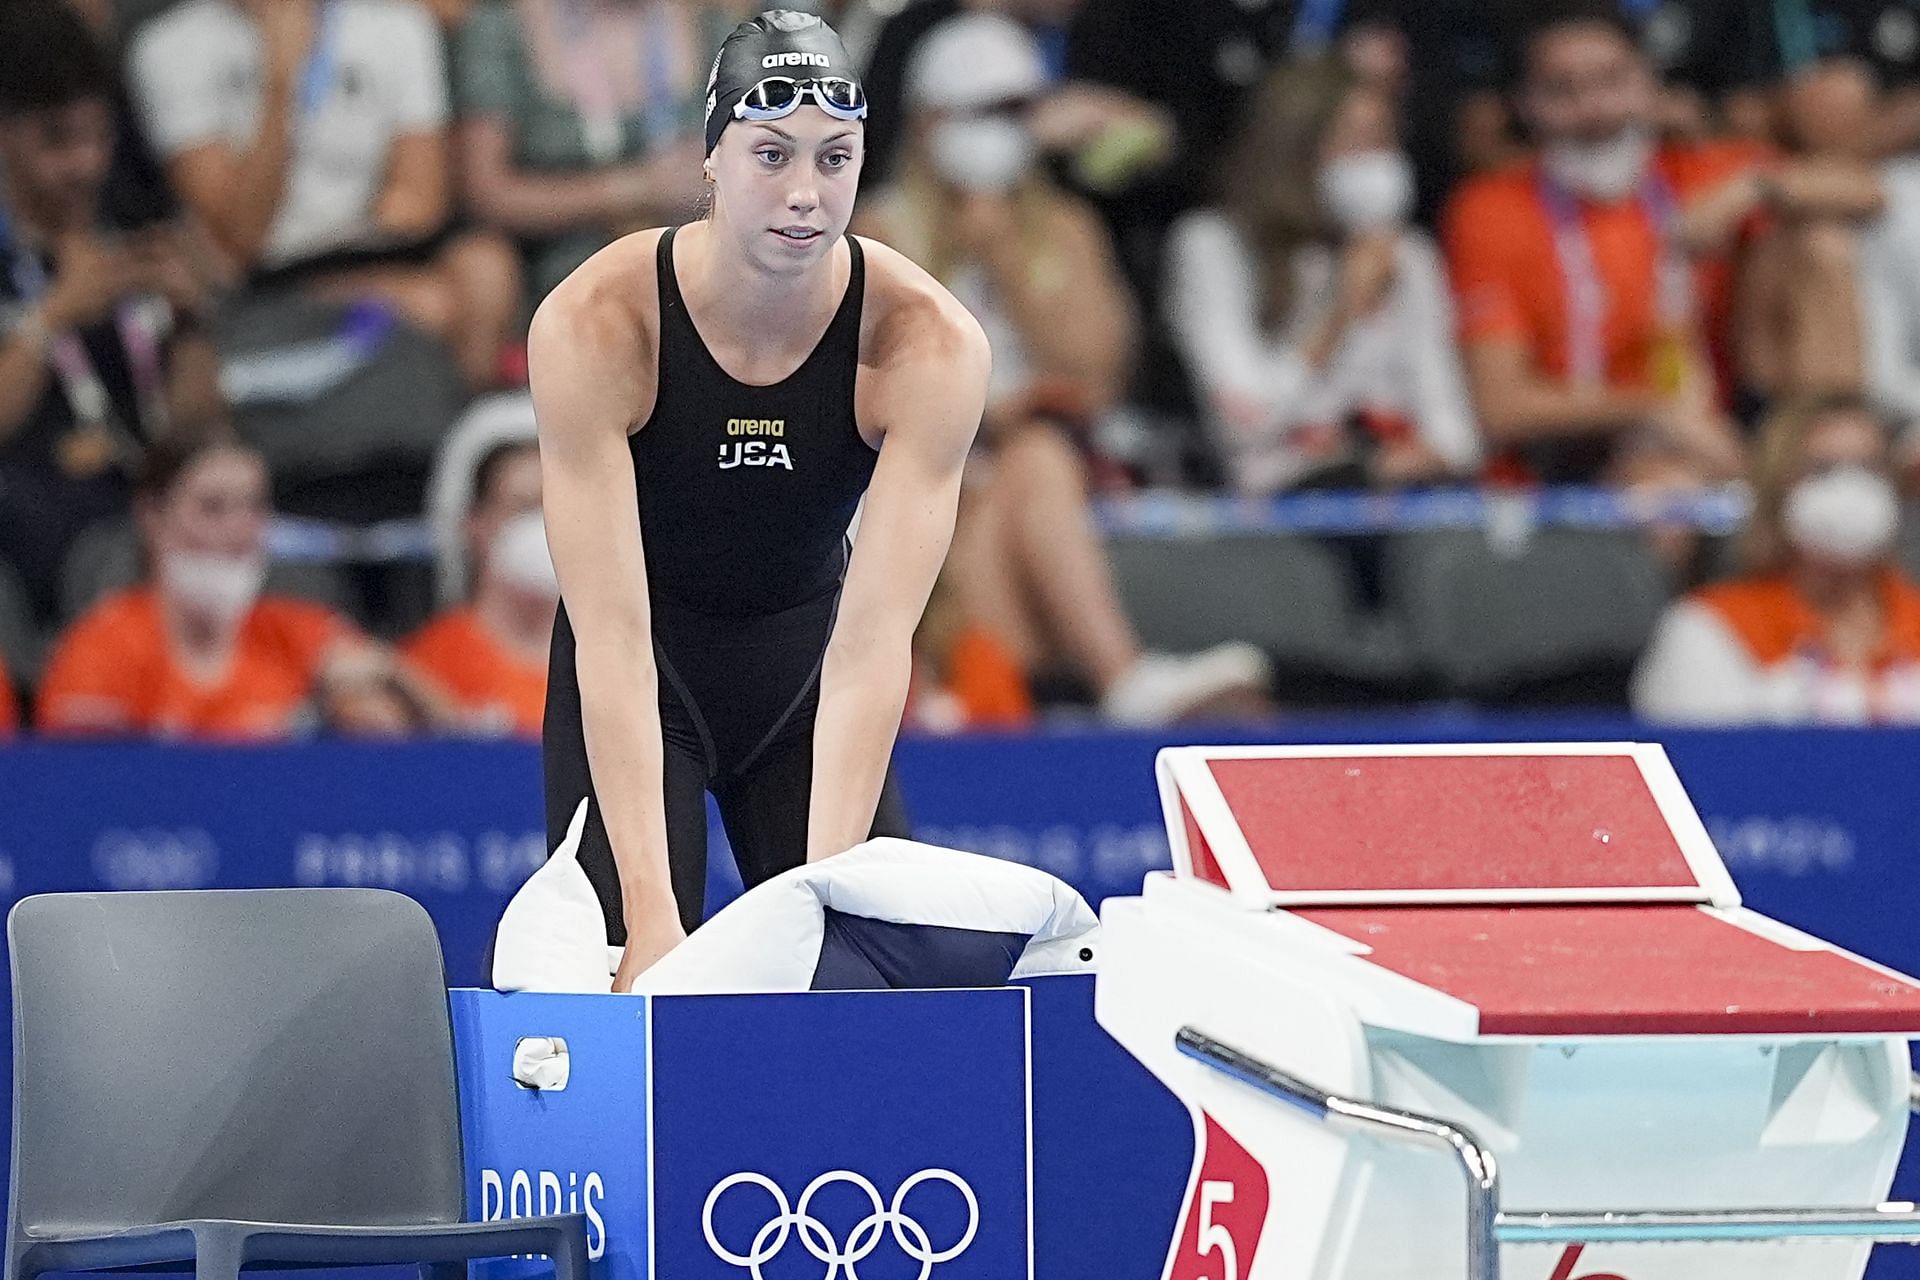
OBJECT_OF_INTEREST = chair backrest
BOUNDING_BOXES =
[1109,535,1364,666]
[1386,529,1672,697]
[215,293,466,495]
[1106,533,1418,693]
[8,889,464,1237]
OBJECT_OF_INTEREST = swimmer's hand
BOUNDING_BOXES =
[613,908,687,993]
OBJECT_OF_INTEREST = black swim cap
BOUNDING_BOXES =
[703,9,862,155]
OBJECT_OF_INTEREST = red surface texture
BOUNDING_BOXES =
[1294,904,1920,1036]
[1206,755,1696,894]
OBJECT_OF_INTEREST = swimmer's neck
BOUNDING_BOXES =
[674,218,843,337]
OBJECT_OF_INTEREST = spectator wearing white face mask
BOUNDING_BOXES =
[1166,56,1480,494]
[854,14,1272,726]
[1443,4,1880,489]
[1633,395,1920,723]
[37,435,447,738]
[853,11,1136,418]
[404,434,554,737]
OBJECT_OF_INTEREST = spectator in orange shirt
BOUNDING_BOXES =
[405,432,553,736]
[1441,3,1878,487]
[38,435,447,738]
[1633,394,1920,722]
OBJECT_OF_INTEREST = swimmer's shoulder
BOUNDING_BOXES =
[853,234,989,386]
[850,235,989,448]
[528,227,671,433]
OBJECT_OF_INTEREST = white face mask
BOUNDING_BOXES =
[1317,150,1415,233]
[1784,466,1901,564]
[160,550,265,624]
[488,510,559,599]
[928,116,1034,194]
[1543,125,1653,201]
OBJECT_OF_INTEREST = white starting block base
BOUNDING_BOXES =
[1100,875,1910,1280]
[1098,744,1920,1280]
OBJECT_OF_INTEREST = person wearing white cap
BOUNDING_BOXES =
[857,13,1273,727]
[857,11,1133,413]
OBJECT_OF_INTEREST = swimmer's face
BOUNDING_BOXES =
[711,111,863,274]
[1522,21,1656,146]
[142,447,270,565]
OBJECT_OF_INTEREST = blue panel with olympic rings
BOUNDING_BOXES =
[648,989,1032,1280]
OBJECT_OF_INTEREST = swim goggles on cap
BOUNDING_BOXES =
[732,76,868,124]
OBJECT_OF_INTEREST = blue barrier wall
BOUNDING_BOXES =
[3,722,1919,1274]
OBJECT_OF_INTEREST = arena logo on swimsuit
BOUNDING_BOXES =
[479,1166,609,1260]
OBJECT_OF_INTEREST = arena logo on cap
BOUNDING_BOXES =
[763,51,830,68]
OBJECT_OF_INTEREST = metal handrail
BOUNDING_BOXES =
[1176,1030,1920,1280]
[1497,1206,1920,1245]
[1174,1028,1502,1278]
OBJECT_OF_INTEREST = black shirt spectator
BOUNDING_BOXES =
[0,1,221,623]
[1066,0,1299,198]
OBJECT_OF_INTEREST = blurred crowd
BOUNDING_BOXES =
[7,0,1920,739]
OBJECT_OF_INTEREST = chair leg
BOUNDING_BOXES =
[192,1228,243,1280]
[546,1225,590,1280]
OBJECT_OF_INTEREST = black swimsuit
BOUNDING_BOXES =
[543,227,910,943]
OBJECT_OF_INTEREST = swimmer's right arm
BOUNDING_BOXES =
[527,277,686,987]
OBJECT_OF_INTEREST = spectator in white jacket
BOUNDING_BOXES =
[1633,395,1920,725]
[1165,57,1480,494]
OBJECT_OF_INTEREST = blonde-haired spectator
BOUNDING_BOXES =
[1166,56,1480,494]
[855,11,1136,418]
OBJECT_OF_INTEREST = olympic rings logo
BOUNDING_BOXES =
[702,1169,980,1280]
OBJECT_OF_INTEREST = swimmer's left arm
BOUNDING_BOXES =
[806,300,990,862]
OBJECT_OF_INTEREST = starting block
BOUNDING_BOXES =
[1096,743,1920,1280]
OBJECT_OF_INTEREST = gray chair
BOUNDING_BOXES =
[1385,529,1673,700]
[6,889,587,1280]
[1106,534,1415,687]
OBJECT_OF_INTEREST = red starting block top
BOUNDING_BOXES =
[1158,744,1737,907]
[1294,904,1920,1037]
